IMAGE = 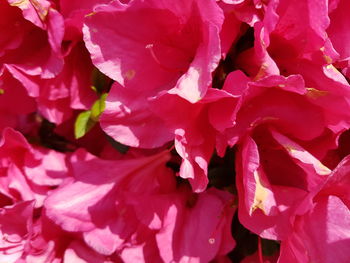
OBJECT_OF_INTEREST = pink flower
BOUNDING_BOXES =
[235,130,330,240]
[10,41,97,124]
[45,149,236,260]
[0,201,34,263]
[100,79,241,192]
[0,200,116,263]
[1,0,64,79]
[152,187,236,262]
[0,70,36,133]
[0,128,71,207]
[58,0,111,41]
[217,3,243,58]
[223,71,327,146]
[45,149,175,255]
[0,0,66,123]
[63,240,119,263]
[83,0,224,103]
[0,201,64,263]
[1,0,101,124]
[90,0,245,192]
[221,71,336,239]
[234,0,350,134]
[327,0,350,79]
[116,186,236,262]
[219,0,269,26]
[99,82,174,148]
[327,0,350,61]
[149,89,241,192]
[279,155,350,262]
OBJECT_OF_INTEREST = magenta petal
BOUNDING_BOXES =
[0,201,34,262]
[328,0,350,60]
[270,129,331,177]
[24,148,69,186]
[45,149,173,254]
[5,0,64,78]
[235,135,319,240]
[64,241,113,263]
[273,0,329,54]
[175,133,212,192]
[84,0,224,102]
[155,188,236,262]
[149,89,239,192]
[44,178,115,232]
[83,226,124,255]
[280,195,350,263]
[100,83,173,148]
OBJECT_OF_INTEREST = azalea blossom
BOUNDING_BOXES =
[1,0,350,261]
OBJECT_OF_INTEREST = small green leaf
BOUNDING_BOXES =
[91,93,108,121]
[0,89,4,95]
[74,110,96,139]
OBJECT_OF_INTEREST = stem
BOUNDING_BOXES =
[258,236,264,263]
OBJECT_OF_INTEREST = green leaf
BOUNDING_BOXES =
[0,88,4,95]
[90,93,108,121]
[74,110,96,139]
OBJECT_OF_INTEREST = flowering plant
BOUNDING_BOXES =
[1,0,350,262]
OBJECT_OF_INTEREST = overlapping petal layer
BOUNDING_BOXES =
[1,0,350,261]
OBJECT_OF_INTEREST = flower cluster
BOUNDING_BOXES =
[1,0,350,262]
